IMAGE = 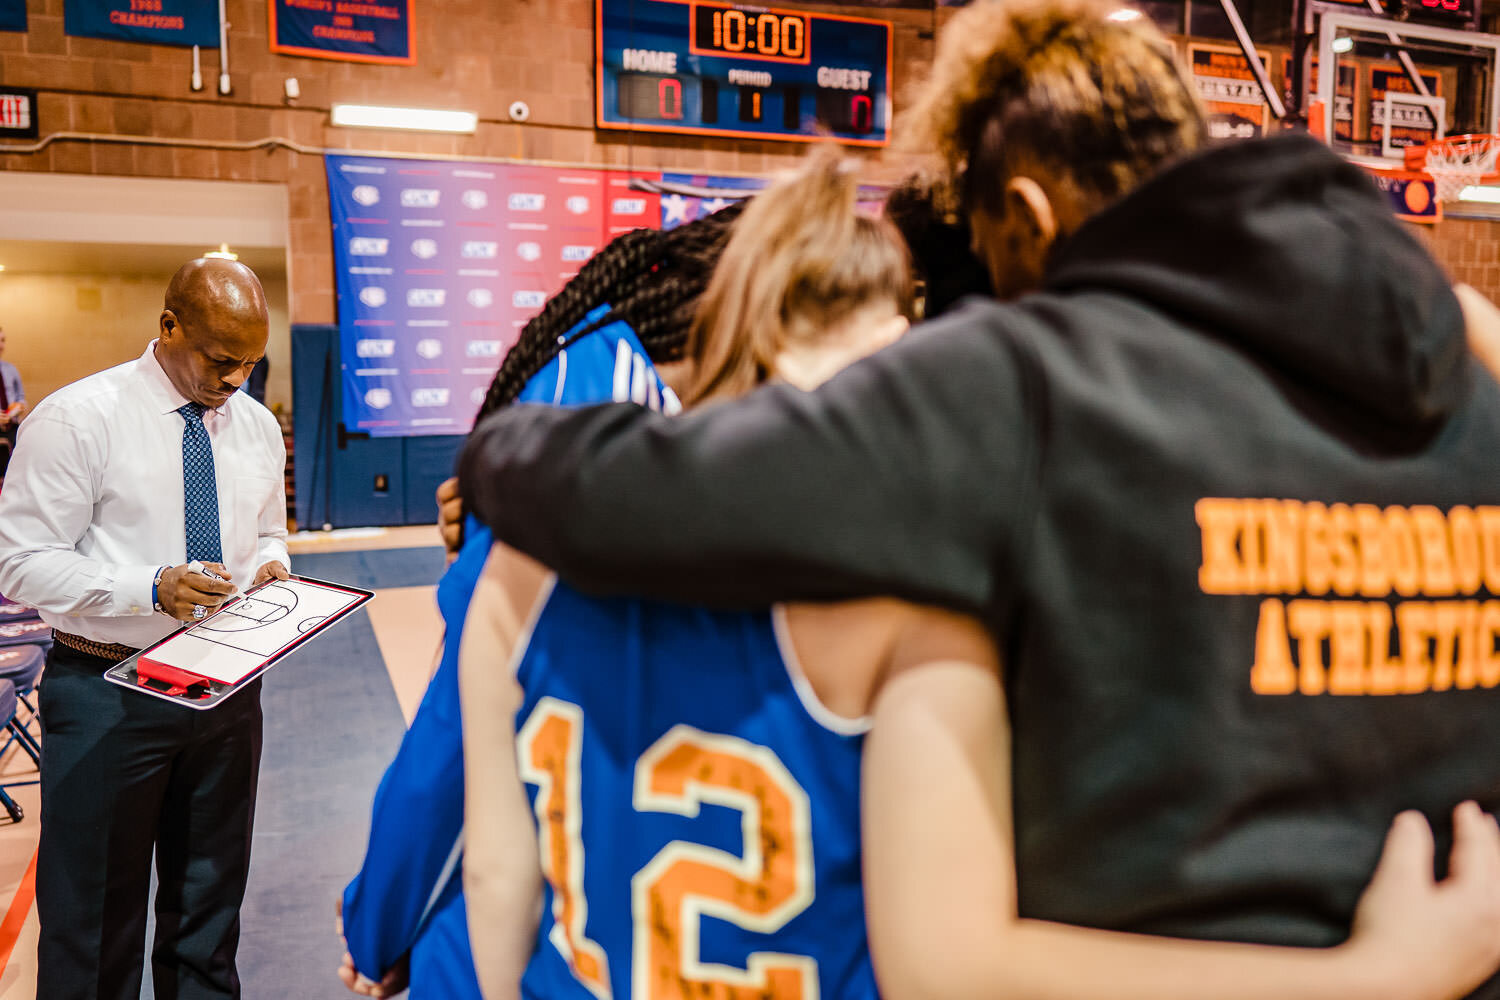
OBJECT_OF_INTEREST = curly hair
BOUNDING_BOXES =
[473,201,745,424]
[902,0,1206,214]
[883,172,993,318]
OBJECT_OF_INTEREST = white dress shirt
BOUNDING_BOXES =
[0,341,289,647]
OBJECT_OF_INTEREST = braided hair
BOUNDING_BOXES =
[473,201,746,424]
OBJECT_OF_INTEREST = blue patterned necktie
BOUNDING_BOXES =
[178,403,223,563]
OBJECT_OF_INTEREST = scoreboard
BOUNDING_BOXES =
[596,0,891,146]
[1314,0,1480,31]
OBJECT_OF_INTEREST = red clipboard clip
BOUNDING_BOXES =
[135,656,214,699]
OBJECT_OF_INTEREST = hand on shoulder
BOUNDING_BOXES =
[1344,802,1500,1000]
[1455,284,1500,382]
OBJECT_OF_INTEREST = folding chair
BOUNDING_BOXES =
[0,597,45,744]
[0,645,43,764]
[0,594,37,625]
[0,618,51,653]
[0,679,34,823]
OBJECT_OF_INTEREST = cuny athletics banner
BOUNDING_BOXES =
[65,0,217,46]
[0,0,27,33]
[270,0,414,64]
[327,155,662,437]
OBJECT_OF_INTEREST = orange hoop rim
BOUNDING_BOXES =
[1417,133,1500,201]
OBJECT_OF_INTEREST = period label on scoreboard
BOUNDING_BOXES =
[597,0,891,145]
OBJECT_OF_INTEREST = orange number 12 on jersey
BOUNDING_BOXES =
[517,702,818,1000]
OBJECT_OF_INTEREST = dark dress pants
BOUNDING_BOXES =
[37,642,263,1000]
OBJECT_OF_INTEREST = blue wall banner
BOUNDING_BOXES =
[327,155,663,437]
[0,0,27,32]
[269,0,414,65]
[659,173,765,229]
[65,0,218,46]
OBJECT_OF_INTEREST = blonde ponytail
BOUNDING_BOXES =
[684,147,913,406]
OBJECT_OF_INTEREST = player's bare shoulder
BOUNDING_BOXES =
[469,543,554,655]
[779,599,995,722]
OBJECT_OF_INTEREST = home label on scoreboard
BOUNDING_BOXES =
[596,0,891,145]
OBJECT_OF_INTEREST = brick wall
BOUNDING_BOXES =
[0,0,946,324]
[6,0,1496,322]
[1411,215,1500,304]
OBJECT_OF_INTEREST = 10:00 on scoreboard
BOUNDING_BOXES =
[596,0,891,145]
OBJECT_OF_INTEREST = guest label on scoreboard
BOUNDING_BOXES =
[597,0,891,145]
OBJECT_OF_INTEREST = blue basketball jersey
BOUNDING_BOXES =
[511,582,876,1000]
[342,306,678,997]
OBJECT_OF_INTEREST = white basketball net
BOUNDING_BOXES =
[1423,135,1500,203]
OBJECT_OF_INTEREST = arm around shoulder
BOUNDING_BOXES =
[861,613,1500,1000]
[459,307,1032,612]
[1457,284,1500,382]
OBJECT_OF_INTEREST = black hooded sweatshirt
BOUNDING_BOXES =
[461,134,1500,979]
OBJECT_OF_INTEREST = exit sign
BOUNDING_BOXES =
[0,87,37,139]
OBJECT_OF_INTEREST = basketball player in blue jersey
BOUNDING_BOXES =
[338,210,742,999]
[458,150,1500,1000]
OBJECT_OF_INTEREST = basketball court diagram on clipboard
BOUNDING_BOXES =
[148,578,368,685]
[105,575,374,709]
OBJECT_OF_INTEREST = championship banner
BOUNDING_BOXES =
[327,155,662,437]
[65,0,218,46]
[269,0,414,65]
[660,173,766,229]
[1189,43,1271,141]
[0,0,27,33]
[1291,56,1355,143]
[1369,65,1442,150]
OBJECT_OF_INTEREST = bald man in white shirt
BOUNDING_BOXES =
[0,259,290,1000]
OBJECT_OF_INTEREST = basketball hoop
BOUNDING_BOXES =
[1418,134,1500,203]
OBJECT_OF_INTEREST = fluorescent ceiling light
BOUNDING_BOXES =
[1459,185,1500,203]
[1331,36,1354,53]
[330,104,478,134]
[1107,7,1142,20]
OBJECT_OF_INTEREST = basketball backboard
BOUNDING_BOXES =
[1311,10,1500,168]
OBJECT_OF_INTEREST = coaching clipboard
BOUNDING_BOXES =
[104,575,374,710]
